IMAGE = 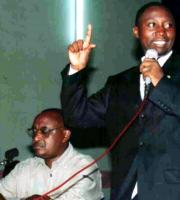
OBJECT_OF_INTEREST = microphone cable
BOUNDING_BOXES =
[40,97,148,199]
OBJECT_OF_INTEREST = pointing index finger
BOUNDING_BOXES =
[83,24,92,49]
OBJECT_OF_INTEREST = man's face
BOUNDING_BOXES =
[31,112,66,161]
[133,6,176,55]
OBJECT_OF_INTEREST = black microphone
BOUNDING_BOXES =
[5,148,19,161]
[144,49,158,96]
[0,148,19,166]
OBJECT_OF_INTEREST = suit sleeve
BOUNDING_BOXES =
[149,76,180,118]
[61,65,111,128]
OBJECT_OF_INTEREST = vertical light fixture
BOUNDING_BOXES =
[68,0,76,42]
[75,0,84,39]
[68,0,84,42]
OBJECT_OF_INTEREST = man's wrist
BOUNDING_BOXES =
[68,65,78,75]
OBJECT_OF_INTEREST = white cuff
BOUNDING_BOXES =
[68,65,78,75]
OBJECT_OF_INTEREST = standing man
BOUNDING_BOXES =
[61,2,180,200]
[0,108,103,200]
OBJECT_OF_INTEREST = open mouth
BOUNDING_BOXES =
[153,40,167,47]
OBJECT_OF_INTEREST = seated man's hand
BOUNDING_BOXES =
[0,193,6,200]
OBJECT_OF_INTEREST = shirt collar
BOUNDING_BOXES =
[157,50,173,67]
[140,50,173,100]
[35,143,73,168]
[141,50,173,67]
[51,143,73,167]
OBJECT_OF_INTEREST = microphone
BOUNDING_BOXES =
[144,49,158,96]
[5,148,19,161]
[0,148,19,166]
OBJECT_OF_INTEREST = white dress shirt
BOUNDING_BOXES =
[0,143,103,200]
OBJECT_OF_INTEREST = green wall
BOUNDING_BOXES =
[0,0,69,159]
[0,0,160,199]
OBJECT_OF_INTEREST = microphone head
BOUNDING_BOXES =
[5,148,19,161]
[145,49,158,60]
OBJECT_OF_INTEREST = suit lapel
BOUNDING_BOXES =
[130,67,142,105]
[163,52,180,83]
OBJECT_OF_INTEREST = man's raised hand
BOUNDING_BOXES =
[68,24,96,71]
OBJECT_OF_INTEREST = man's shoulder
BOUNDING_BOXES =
[14,157,42,170]
[72,148,94,162]
[72,150,100,176]
[70,147,98,169]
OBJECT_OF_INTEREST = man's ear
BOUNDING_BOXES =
[133,26,139,39]
[62,129,71,143]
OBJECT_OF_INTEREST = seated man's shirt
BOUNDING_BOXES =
[0,143,103,200]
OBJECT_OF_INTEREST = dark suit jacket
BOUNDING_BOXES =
[61,52,180,200]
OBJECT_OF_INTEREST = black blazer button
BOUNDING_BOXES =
[139,141,144,147]
[140,113,145,118]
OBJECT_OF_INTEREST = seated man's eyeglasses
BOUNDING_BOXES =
[27,126,63,138]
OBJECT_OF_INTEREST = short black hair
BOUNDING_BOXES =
[35,108,65,125]
[135,2,174,26]
[40,108,63,116]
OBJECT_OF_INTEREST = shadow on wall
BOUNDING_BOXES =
[162,0,180,53]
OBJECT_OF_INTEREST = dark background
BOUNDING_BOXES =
[162,0,180,53]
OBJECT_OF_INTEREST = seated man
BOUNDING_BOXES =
[0,108,103,200]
